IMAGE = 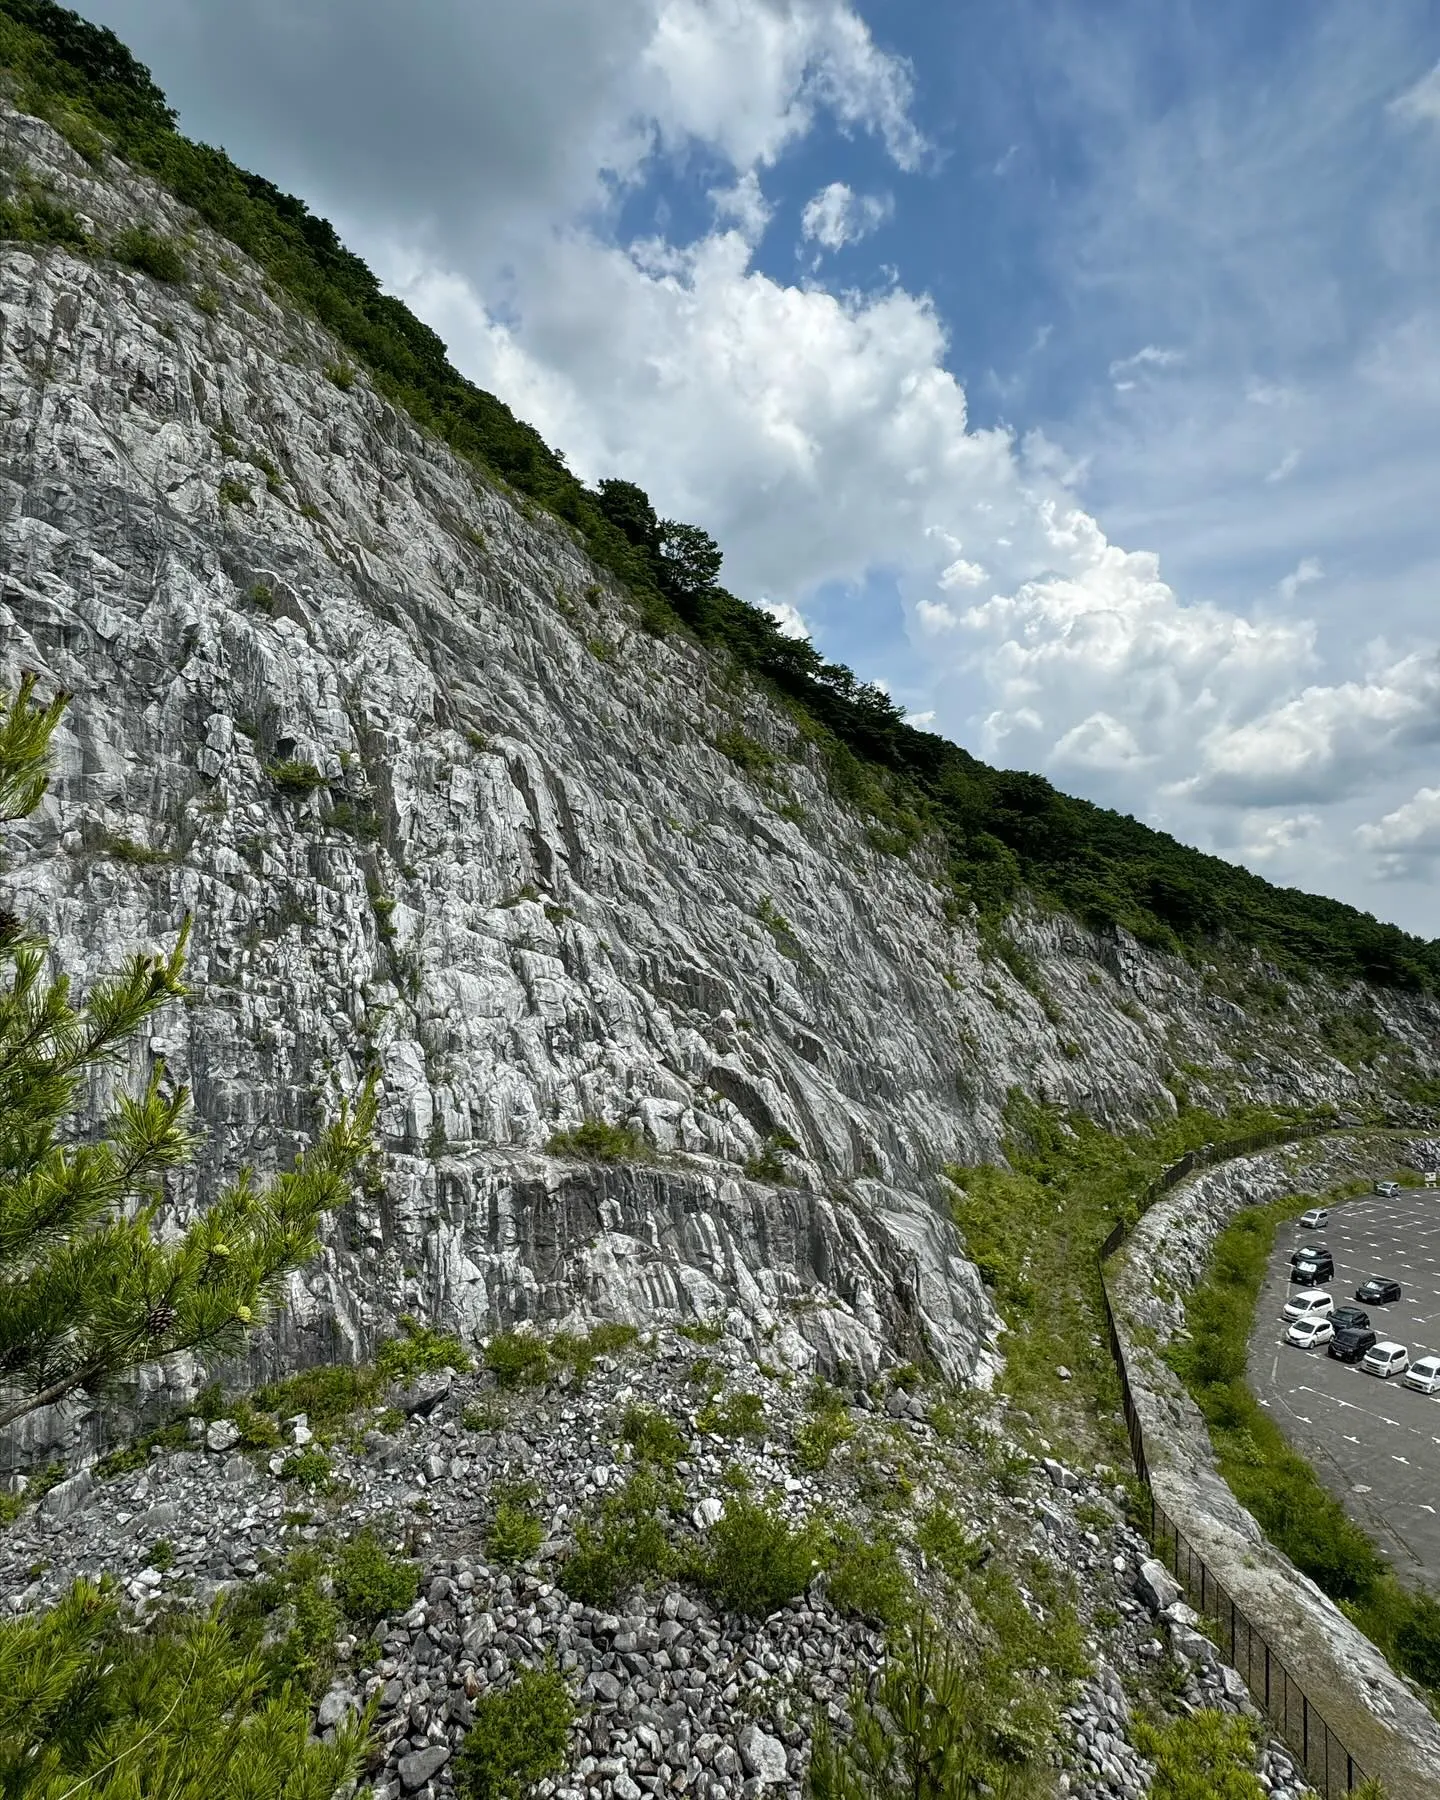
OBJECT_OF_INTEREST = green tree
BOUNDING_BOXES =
[0,1576,367,1797]
[0,676,376,1430]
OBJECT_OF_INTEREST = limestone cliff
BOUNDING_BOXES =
[1,103,1436,1462]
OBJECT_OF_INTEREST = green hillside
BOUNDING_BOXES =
[2,0,1437,991]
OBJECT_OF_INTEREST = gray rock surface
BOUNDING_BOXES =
[1,104,1436,1476]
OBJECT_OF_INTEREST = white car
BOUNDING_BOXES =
[1362,1341,1409,1379]
[1375,1181,1401,1198]
[1286,1316,1334,1349]
[1298,1207,1329,1229]
[1404,1355,1440,1395]
[1283,1290,1334,1324]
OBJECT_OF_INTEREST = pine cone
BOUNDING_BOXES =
[144,1301,178,1339]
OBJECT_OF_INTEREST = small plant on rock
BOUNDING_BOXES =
[454,1665,574,1800]
[621,1404,687,1469]
[562,1469,677,1608]
[112,225,186,282]
[545,1118,647,1162]
[487,1485,545,1565]
[375,1315,472,1384]
[693,1494,816,1619]
[333,1528,417,1627]
[484,1331,551,1390]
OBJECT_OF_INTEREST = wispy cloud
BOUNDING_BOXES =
[800,180,893,251]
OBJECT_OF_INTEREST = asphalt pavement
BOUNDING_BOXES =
[1248,1185,1440,1589]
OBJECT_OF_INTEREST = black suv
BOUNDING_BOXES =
[1331,1307,1370,1333]
[1290,1253,1334,1286]
[1330,1327,1378,1363]
[1356,1277,1402,1305]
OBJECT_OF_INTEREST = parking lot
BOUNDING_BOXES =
[1249,1185,1440,1589]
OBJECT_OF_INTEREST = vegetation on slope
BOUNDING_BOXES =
[1,0,1438,991]
[945,1091,1311,1462]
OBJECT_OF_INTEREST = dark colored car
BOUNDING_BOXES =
[1291,1244,1330,1263]
[1291,1255,1334,1286]
[1356,1278,1402,1306]
[1329,1327,1378,1363]
[1331,1307,1370,1332]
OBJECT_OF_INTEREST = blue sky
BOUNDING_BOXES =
[76,0,1440,933]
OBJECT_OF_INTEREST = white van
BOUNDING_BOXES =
[1283,1290,1333,1324]
[1362,1341,1409,1379]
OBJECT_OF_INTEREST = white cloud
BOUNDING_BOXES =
[1265,448,1301,483]
[711,170,773,242]
[1177,651,1440,807]
[1052,712,1146,771]
[643,0,925,172]
[1108,344,1185,379]
[938,556,987,590]
[1240,811,1322,862]
[761,598,812,638]
[1278,555,1323,600]
[800,180,893,250]
[1390,62,1440,128]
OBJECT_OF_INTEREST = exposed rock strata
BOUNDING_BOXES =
[0,103,1437,1474]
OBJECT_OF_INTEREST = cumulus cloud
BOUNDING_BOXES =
[761,598,812,638]
[711,170,774,242]
[1358,786,1440,877]
[800,180,893,250]
[1241,812,1323,862]
[1177,652,1440,807]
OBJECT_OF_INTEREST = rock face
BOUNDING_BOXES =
[0,103,1437,1461]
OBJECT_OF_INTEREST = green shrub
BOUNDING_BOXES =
[697,1391,766,1441]
[278,1446,332,1491]
[0,193,89,248]
[375,1315,472,1384]
[194,284,220,315]
[562,1469,676,1608]
[323,361,356,390]
[228,1398,283,1451]
[693,1495,815,1618]
[1131,1710,1264,1800]
[218,475,253,508]
[147,1538,175,1571]
[915,1505,984,1582]
[454,1666,573,1800]
[266,757,327,796]
[621,1405,687,1469]
[794,1387,855,1471]
[714,728,777,776]
[824,1529,912,1627]
[806,1612,1049,1799]
[112,224,186,282]
[545,1118,647,1162]
[678,1319,724,1345]
[487,1497,545,1566]
[485,1331,551,1390]
[253,1363,380,1435]
[333,1528,417,1626]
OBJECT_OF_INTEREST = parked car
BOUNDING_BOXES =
[1286,1316,1334,1349]
[1283,1290,1334,1323]
[1329,1327,1377,1363]
[1356,1277,1403,1305]
[1375,1181,1402,1198]
[1298,1208,1330,1229]
[1290,1255,1334,1286]
[1331,1307,1370,1333]
[1362,1341,1409,1379]
[1403,1355,1440,1395]
[1291,1243,1330,1263]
